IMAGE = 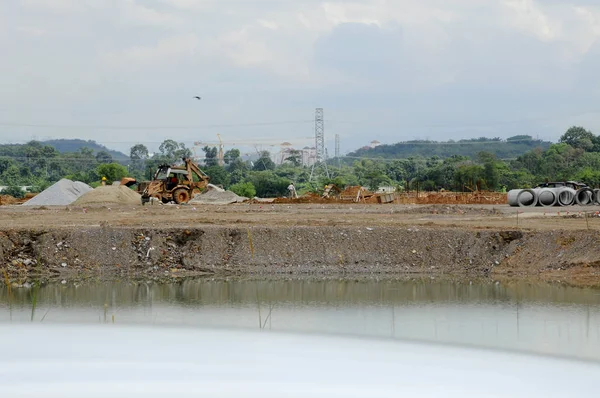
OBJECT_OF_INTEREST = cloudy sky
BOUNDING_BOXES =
[1,0,600,155]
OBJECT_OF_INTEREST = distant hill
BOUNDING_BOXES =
[42,139,129,162]
[347,136,552,160]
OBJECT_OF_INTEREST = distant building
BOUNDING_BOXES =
[302,146,316,167]
[370,140,381,148]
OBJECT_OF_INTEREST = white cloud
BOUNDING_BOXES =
[19,0,76,12]
[502,0,558,40]
[257,19,279,30]
[4,0,600,147]
[122,0,183,27]
[101,34,200,69]
[16,25,48,37]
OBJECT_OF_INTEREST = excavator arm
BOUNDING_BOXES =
[184,158,210,184]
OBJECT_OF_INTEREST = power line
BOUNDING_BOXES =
[0,120,314,130]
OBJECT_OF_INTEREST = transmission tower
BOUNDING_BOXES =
[335,133,340,168]
[310,108,330,181]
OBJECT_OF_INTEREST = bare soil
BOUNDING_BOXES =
[1,202,600,286]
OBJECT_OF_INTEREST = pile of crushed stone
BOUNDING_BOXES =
[189,189,248,205]
[71,185,141,206]
[23,179,92,206]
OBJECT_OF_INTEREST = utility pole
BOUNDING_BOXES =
[310,108,330,181]
[335,133,340,168]
[217,134,224,167]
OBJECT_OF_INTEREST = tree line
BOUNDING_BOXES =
[348,135,552,160]
[1,126,599,198]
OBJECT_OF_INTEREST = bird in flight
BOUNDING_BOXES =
[194,96,201,100]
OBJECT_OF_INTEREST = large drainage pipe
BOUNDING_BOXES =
[517,189,538,207]
[556,187,576,206]
[507,189,522,207]
[575,188,594,206]
[535,188,557,207]
[594,189,600,205]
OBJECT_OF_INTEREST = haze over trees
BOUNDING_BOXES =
[1,127,599,197]
[348,135,551,160]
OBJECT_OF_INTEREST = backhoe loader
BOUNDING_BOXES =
[138,158,210,205]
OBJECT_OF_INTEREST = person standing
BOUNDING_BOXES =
[287,182,298,199]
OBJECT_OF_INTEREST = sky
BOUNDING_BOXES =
[1,0,600,156]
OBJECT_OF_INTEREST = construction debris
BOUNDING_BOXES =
[396,192,507,205]
[23,179,92,206]
[71,185,142,206]
[273,188,506,205]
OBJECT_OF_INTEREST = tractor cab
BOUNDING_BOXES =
[154,166,191,190]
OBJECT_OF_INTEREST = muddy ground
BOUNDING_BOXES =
[1,203,600,286]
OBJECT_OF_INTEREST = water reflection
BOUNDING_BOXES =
[1,278,600,360]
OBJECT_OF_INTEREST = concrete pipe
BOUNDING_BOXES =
[507,189,522,207]
[535,188,557,207]
[575,188,594,206]
[556,187,576,206]
[594,189,600,205]
[517,189,538,207]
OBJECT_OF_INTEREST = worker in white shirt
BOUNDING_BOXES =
[287,182,298,199]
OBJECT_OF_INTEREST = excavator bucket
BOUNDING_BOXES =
[120,177,137,187]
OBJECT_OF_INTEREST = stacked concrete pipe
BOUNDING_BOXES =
[556,187,576,206]
[507,187,584,207]
[594,189,600,205]
[507,189,521,207]
[575,187,594,206]
[535,188,557,207]
[516,189,538,207]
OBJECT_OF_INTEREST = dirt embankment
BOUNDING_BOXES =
[2,224,599,286]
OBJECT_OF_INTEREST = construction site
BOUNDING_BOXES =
[1,108,599,287]
[2,181,600,287]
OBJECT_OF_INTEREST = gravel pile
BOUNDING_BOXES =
[23,179,92,206]
[72,185,141,206]
[189,189,248,205]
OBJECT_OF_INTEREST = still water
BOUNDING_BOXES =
[2,278,600,361]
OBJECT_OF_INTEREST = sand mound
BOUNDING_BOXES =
[23,179,92,206]
[189,189,247,205]
[72,185,141,206]
[206,184,225,192]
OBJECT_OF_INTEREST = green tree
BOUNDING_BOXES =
[2,186,25,199]
[1,165,21,185]
[249,171,288,197]
[285,149,302,167]
[203,146,219,167]
[130,144,149,160]
[96,163,128,184]
[95,151,113,164]
[129,144,149,179]
[576,168,600,188]
[204,165,230,187]
[483,162,500,190]
[158,140,192,163]
[159,139,179,158]
[253,151,276,171]
[454,163,484,191]
[224,149,240,165]
[229,181,256,198]
[559,126,595,151]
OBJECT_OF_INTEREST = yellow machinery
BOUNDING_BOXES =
[139,158,210,205]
